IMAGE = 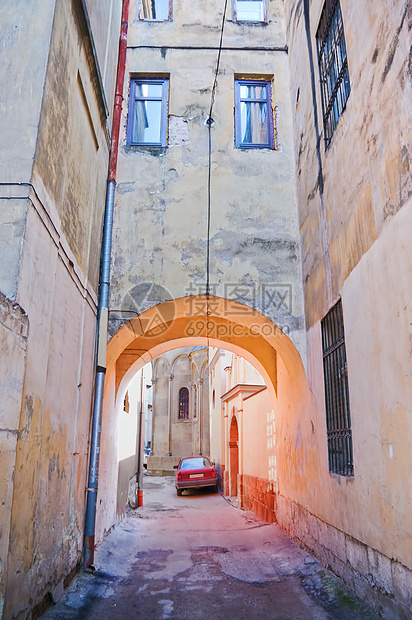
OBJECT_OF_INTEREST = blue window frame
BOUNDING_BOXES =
[127,79,168,146]
[139,0,171,21]
[234,79,275,149]
[233,0,267,22]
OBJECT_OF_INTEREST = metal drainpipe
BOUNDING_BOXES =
[84,0,130,569]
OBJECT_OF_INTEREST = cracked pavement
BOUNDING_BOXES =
[42,477,378,619]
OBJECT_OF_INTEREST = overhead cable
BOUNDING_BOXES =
[206,0,228,299]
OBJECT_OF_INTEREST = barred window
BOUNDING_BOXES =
[178,387,189,420]
[321,300,353,476]
[316,0,350,148]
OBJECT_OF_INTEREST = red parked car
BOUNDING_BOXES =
[175,456,218,496]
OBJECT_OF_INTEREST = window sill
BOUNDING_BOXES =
[124,145,167,156]
[233,20,268,26]
[236,145,276,150]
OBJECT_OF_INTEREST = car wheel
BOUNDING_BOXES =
[213,483,218,493]
[176,488,183,496]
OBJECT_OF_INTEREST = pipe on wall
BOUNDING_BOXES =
[84,0,130,569]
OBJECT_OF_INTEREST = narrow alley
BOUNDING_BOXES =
[42,477,377,620]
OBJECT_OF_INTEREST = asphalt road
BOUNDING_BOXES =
[42,476,377,619]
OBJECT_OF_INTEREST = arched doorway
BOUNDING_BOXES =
[229,413,239,498]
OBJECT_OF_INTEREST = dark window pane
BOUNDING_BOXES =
[316,1,350,147]
[179,387,189,420]
[322,300,353,476]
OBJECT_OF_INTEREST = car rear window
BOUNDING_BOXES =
[180,457,211,470]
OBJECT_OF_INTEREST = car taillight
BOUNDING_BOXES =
[177,473,182,481]
[211,471,217,478]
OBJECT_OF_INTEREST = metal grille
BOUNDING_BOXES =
[321,300,354,476]
[179,387,189,420]
[316,0,350,148]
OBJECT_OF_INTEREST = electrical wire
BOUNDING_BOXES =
[206,0,228,300]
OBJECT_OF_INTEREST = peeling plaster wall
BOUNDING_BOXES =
[84,0,123,125]
[109,0,306,359]
[1,1,121,617]
[287,0,412,325]
[0,1,56,300]
[0,294,28,617]
[285,0,412,613]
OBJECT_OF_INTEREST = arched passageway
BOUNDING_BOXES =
[95,295,311,543]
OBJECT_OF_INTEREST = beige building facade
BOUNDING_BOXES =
[0,0,411,617]
[148,347,210,475]
[209,348,275,516]
[0,1,122,617]
[102,1,412,616]
[282,0,412,615]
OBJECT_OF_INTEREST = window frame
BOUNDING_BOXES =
[178,387,190,421]
[321,300,354,477]
[234,78,275,149]
[316,0,350,149]
[233,0,267,23]
[139,0,172,21]
[126,78,168,147]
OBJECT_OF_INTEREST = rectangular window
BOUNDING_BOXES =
[234,79,275,149]
[127,79,168,146]
[233,0,267,22]
[140,0,171,20]
[321,300,354,476]
[316,0,350,148]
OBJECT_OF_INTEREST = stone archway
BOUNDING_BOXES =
[94,295,310,543]
[107,295,305,398]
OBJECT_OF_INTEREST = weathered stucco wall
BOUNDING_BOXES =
[1,1,122,617]
[242,388,273,481]
[84,0,122,126]
[0,294,28,617]
[284,0,412,615]
[0,1,56,300]
[287,0,411,326]
[109,0,306,358]
[209,348,231,483]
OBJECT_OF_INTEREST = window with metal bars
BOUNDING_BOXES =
[316,0,350,148]
[321,300,354,476]
[178,387,189,420]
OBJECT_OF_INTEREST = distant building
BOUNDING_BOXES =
[147,347,210,475]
